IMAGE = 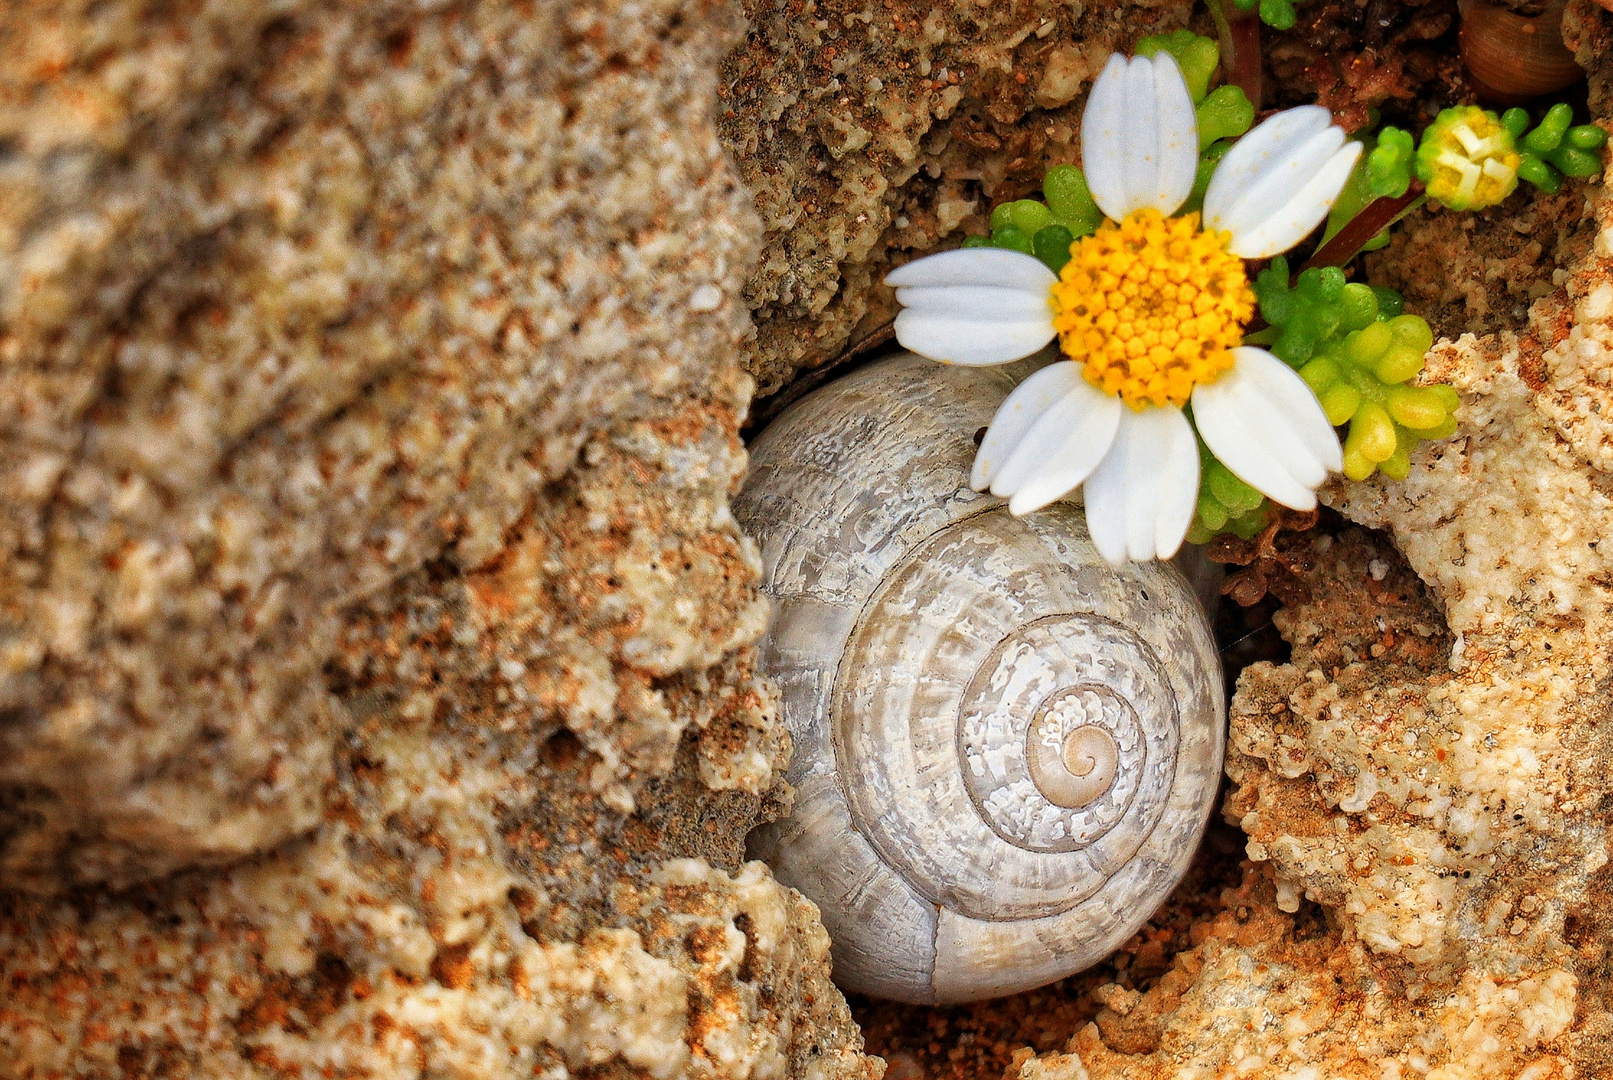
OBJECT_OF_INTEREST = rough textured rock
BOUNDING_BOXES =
[1006,9,1613,1079]
[0,0,768,892]
[8,0,1613,1075]
[0,0,875,1076]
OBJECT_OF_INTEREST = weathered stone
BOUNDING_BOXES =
[0,0,875,1076]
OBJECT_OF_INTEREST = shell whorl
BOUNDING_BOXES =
[735,352,1224,1004]
[1026,689,1122,810]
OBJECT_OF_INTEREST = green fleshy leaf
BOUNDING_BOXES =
[1042,165,1104,238]
[1196,85,1254,149]
[1032,224,1075,273]
[1135,30,1220,104]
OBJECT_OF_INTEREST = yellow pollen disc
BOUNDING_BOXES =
[1049,208,1254,410]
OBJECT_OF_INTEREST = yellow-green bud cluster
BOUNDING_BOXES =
[1297,315,1457,481]
[1255,259,1460,483]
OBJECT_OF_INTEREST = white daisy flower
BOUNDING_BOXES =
[886,51,1358,565]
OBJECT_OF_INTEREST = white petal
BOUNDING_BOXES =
[1083,53,1200,222]
[1121,58,1160,215]
[1084,406,1200,564]
[1081,54,1130,223]
[1191,347,1342,509]
[887,250,1059,364]
[1225,142,1363,258]
[972,361,1082,490]
[885,248,1057,291]
[990,379,1123,515]
[1209,124,1344,240]
[1203,106,1328,226]
[895,285,1052,323]
[893,309,1057,366]
[1149,53,1199,217]
[1234,346,1344,472]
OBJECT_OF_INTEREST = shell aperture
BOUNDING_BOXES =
[735,352,1225,1004]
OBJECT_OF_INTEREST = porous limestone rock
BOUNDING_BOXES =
[998,8,1613,1078]
[0,0,875,1077]
[0,0,767,892]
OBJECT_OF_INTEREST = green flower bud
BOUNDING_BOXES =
[1374,345,1426,385]
[1339,283,1380,330]
[1389,314,1434,355]
[1378,439,1413,481]
[1518,155,1562,194]
[1299,355,1342,394]
[1550,147,1602,179]
[991,223,1035,255]
[1372,286,1405,319]
[1007,199,1053,235]
[1368,127,1415,198]
[1208,461,1265,513]
[1348,402,1399,464]
[1567,125,1609,151]
[1259,0,1296,30]
[1184,139,1234,215]
[1416,106,1521,211]
[1319,382,1363,426]
[1386,384,1448,430]
[1523,103,1573,154]
[1345,322,1393,365]
[1196,492,1230,531]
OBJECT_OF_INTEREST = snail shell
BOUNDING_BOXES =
[1459,0,1583,104]
[734,351,1225,1004]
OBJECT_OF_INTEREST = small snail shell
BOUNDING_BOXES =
[1459,0,1583,104]
[734,352,1225,1004]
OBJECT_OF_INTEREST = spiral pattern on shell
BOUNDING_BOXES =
[735,352,1225,1004]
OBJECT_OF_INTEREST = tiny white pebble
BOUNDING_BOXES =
[689,284,723,312]
[1369,558,1389,581]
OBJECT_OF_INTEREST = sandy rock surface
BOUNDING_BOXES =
[1,0,872,1076]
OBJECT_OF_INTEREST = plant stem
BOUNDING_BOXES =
[1210,0,1263,111]
[1301,183,1426,272]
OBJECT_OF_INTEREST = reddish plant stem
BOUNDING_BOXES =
[1216,1,1264,112]
[1301,180,1426,272]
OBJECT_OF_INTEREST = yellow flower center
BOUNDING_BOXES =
[1049,208,1254,410]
